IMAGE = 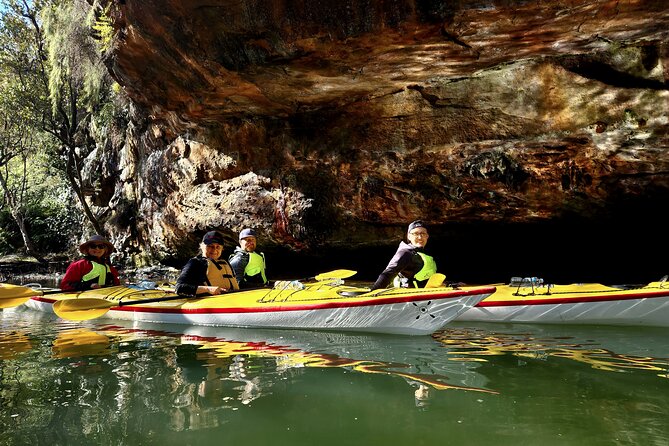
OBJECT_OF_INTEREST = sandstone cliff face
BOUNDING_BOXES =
[93,0,668,282]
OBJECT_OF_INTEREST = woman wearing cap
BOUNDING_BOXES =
[60,235,121,291]
[229,228,268,289]
[175,230,239,296]
[370,220,438,290]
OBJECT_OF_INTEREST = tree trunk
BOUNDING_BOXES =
[0,165,45,263]
[65,149,104,236]
[12,209,46,263]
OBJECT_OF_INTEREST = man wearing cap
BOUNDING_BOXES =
[60,235,121,291]
[175,230,239,296]
[229,228,269,289]
[370,220,438,290]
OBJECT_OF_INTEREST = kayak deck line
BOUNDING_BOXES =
[478,288,669,308]
[32,286,497,314]
[117,287,498,315]
[22,282,497,335]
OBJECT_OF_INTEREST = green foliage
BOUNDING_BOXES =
[89,2,114,52]
[0,145,79,255]
[0,0,122,251]
[25,194,81,252]
[0,5,47,128]
[0,209,19,252]
[38,0,118,119]
[0,197,80,255]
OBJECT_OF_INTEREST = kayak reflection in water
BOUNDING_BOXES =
[60,235,121,291]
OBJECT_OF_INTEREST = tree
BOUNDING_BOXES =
[1,0,117,238]
[0,116,44,260]
[0,0,49,260]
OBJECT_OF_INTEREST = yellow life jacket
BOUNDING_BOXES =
[414,252,437,281]
[206,259,239,291]
[393,252,438,288]
[245,252,267,284]
[82,261,111,287]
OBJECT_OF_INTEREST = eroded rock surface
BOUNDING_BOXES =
[89,0,668,281]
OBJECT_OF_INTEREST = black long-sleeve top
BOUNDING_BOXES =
[371,241,428,290]
[175,256,209,296]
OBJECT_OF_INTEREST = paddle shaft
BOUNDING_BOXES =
[128,278,340,306]
[302,269,356,282]
[49,269,358,321]
[114,293,192,307]
[112,285,276,308]
[81,278,351,310]
[37,288,66,296]
[102,271,353,307]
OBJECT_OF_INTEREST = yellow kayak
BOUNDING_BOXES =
[6,278,496,335]
[455,276,669,327]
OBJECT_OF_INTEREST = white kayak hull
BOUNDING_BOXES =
[456,278,669,327]
[25,284,496,336]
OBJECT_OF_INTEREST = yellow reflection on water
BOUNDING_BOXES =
[180,333,497,394]
[0,330,33,360]
[51,328,111,358]
[433,327,669,378]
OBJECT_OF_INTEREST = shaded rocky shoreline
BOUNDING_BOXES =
[2,212,666,288]
[0,261,179,288]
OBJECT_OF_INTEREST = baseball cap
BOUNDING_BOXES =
[239,228,257,240]
[202,231,225,245]
[407,220,427,233]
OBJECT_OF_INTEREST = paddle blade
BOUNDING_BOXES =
[426,273,446,288]
[314,270,357,281]
[0,296,31,309]
[53,298,116,321]
[0,283,44,308]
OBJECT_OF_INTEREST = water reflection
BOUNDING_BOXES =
[2,307,669,444]
[51,329,111,358]
[0,307,494,436]
[69,320,498,426]
[436,323,669,378]
[0,330,33,360]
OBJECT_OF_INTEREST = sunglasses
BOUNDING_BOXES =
[89,244,107,249]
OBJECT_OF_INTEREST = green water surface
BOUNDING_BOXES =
[1,307,667,446]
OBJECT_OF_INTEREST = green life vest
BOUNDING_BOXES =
[82,260,110,287]
[414,252,437,281]
[393,252,438,288]
[245,251,267,284]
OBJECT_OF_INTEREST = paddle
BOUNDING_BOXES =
[425,273,446,288]
[0,283,65,309]
[53,292,197,321]
[0,283,164,310]
[274,269,357,290]
[308,269,356,282]
[53,269,358,321]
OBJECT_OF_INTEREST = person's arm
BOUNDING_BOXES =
[370,249,412,290]
[228,251,247,282]
[175,258,227,295]
[175,258,203,296]
[110,264,121,286]
[60,259,89,291]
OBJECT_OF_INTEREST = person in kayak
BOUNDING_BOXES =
[60,235,121,291]
[229,228,269,289]
[175,230,239,296]
[370,220,438,290]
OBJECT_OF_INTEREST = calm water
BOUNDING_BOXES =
[1,306,668,446]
